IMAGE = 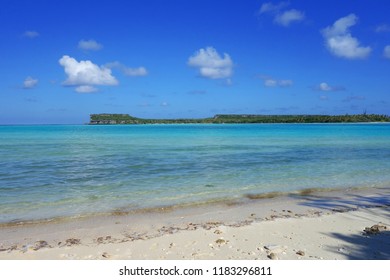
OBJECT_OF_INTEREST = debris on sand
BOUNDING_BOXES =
[96,236,112,244]
[267,252,278,260]
[296,250,305,256]
[65,238,81,246]
[363,223,388,235]
[34,240,49,250]
[215,238,227,245]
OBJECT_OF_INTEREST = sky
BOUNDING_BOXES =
[1,0,390,124]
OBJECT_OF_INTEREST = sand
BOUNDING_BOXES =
[0,187,389,260]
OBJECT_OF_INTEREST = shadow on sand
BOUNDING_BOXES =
[289,188,390,213]
[289,188,390,259]
[325,230,390,259]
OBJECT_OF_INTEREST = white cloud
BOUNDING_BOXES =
[322,14,371,59]
[59,55,118,92]
[384,45,390,59]
[160,102,169,107]
[279,79,293,87]
[105,61,148,77]
[375,24,390,33]
[259,2,289,14]
[317,82,345,92]
[343,95,365,102]
[23,31,39,38]
[260,75,293,87]
[260,2,304,27]
[188,47,233,79]
[264,79,277,87]
[274,9,305,26]
[75,85,98,93]
[78,39,103,51]
[124,67,148,76]
[23,76,38,89]
[319,82,332,91]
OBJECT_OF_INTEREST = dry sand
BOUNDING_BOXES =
[1,187,389,260]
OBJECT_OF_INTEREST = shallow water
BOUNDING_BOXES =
[1,123,390,223]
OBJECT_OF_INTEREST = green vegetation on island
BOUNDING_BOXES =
[89,113,390,124]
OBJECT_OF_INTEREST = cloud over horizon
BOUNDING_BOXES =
[315,82,345,92]
[375,24,390,33]
[75,85,99,93]
[343,95,366,102]
[322,14,371,59]
[23,76,38,89]
[274,9,305,26]
[78,39,103,51]
[384,45,390,59]
[105,61,148,77]
[259,75,293,88]
[259,2,305,27]
[59,55,118,93]
[23,31,39,38]
[188,47,233,79]
[259,2,289,14]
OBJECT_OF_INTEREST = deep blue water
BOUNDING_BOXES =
[1,123,390,223]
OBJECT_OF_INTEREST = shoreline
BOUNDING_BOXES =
[1,186,389,260]
[0,185,381,227]
[2,122,390,127]
[88,113,390,125]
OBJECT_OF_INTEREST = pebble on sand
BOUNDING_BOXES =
[267,252,278,260]
[296,250,305,256]
[363,224,387,235]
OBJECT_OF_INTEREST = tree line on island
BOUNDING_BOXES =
[89,113,390,124]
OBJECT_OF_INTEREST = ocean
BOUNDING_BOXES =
[1,123,390,224]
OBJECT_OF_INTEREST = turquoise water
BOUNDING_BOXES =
[1,123,390,223]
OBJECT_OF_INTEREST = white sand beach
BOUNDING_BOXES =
[1,187,389,260]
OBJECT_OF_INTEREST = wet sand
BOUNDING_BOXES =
[1,187,389,260]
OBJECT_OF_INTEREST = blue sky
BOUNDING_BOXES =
[1,0,390,124]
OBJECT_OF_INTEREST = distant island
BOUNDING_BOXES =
[89,113,390,124]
